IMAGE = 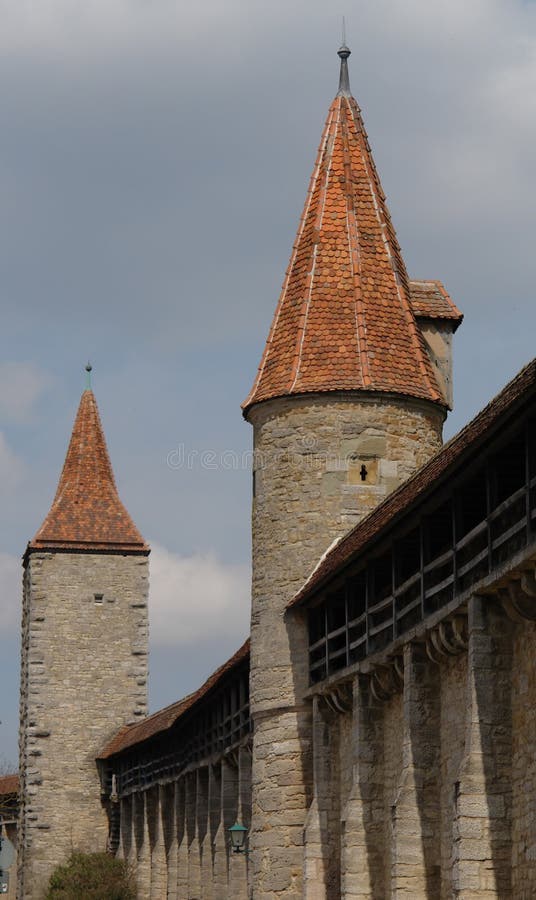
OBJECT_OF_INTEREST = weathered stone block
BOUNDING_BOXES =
[18,551,149,898]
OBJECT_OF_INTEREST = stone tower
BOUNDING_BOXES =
[17,375,149,898]
[243,46,461,897]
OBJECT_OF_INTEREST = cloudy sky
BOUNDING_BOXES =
[1,0,535,764]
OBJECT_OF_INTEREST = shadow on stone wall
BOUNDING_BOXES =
[471,598,513,898]
[356,676,387,900]
[410,653,441,897]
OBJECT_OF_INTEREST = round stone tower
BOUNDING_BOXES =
[243,45,461,898]
[17,374,149,898]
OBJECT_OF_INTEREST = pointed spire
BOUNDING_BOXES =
[29,387,147,553]
[337,34,351,97]
[243,46,443,414]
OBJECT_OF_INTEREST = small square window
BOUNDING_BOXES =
[94,593,104,604]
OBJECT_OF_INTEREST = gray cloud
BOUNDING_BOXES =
[149,542,250,646]
[0,362,52,422]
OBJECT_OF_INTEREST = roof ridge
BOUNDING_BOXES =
[341,97,370,388]
[53,389,117,500]
[344,96,439,399]
[243,54,445,415]
[246,97,337,407]
[288,98,345,392]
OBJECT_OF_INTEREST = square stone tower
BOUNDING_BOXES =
[243,44,461,898]
[17,373,149,898]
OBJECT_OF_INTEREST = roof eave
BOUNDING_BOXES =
[242,385,448,420]
[24,540,150,565]
[414,312,464,334]
[97,639,251,760]
[288,357,536,609]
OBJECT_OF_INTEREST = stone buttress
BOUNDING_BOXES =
[17,380,149,898]
[242,45,461,898]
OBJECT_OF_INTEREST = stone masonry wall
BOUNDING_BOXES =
[418,321,454,409]
[247,392,444,899]
[17,551,148,899]
[312,597,529,899]
[439,653,467,900]
[511,619,536,896]
[116,754,251,900]
[382,692,404,897]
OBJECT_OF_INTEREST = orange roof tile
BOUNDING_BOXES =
[0,774,18,797]
[409,280,463,328]
[243,47,444,415]
[98,639,250,759]
[29,389,148,553]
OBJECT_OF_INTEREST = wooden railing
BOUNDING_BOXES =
[109,664,250,798]
[309,418,536,684]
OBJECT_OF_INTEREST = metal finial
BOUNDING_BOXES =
[337,20,351,97]
[85,361,92,390]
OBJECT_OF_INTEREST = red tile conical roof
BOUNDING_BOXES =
[243,47,443,414]
[29,389,148,553]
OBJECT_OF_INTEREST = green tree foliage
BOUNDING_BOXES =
[45,852,136,900]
